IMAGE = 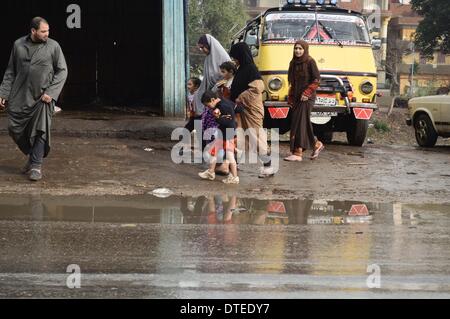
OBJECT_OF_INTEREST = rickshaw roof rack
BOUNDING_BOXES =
[269,4,363,16]
[283,0,339,8]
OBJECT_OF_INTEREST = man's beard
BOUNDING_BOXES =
[31,35,48,43]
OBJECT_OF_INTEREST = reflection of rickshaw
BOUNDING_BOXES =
[307,200,373,225]
[231,0,379,146]
[266,201,290,225]
[181,197,373,226]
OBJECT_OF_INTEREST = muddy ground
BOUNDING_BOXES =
[0,106,449,204]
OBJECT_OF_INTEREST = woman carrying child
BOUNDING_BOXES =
[194,35,231,151]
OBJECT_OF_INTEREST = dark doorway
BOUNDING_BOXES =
[0,0,162,110]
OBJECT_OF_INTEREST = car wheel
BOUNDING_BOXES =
[414,114,438,147]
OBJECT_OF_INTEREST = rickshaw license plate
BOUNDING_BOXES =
[316,95,337,106]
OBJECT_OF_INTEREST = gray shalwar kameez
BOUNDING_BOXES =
[0,35,68,161]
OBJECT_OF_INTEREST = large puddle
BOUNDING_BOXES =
[1,194,450,298]
[0,194,448,226]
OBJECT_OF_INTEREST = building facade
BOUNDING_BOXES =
[387,1,450,96]
[388,16,450,96]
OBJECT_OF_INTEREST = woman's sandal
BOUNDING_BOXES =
[284,155,303,162]
[311,144,325,160]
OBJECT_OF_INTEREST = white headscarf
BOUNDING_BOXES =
[193,34,231,116]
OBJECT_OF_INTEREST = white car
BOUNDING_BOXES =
[407,93,450,147]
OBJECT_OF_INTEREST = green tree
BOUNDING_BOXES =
[411,0,450,57]
[188,0,249,75]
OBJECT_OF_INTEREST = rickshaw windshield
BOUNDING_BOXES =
[262,12,370,44]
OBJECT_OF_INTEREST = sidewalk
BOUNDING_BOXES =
[0,111,186,140]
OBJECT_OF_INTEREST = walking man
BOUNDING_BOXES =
[0,17,68,181]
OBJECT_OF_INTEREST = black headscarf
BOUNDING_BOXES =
[229,42,262,102]
[288,40,311,85]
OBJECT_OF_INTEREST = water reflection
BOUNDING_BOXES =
[0,194,378,226]
[1,194,449,297]
[1,194,447,227]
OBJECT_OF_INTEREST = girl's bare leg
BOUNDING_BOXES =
[209,155,217,172]
[226,151,238,177]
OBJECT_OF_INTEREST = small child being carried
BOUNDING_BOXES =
[198,91,239,185]
[212,61,236,100]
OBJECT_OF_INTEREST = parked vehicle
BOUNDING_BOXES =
[407,92,450,147]
[231,0,379,146]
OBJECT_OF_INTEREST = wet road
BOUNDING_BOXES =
[1,194,450,298]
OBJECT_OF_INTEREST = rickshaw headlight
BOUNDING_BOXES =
[268,78,283,91]
[360,81,374,95]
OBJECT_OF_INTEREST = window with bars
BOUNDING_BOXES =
[245,0,259,7]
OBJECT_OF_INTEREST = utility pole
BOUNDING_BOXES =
[410,40,415,97]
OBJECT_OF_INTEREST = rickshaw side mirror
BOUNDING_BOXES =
[372,38,381,50]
